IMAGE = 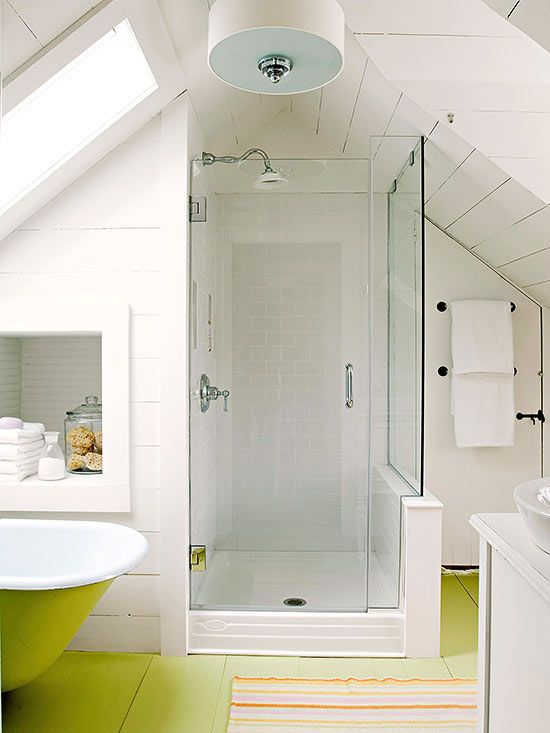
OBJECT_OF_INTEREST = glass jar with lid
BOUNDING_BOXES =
[64,395,102,474]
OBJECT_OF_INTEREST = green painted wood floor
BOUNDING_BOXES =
[1,573,478,733]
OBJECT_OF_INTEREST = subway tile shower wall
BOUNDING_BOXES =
[209,194,369,553]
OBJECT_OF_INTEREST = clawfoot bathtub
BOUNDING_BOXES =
[0,519,148,691]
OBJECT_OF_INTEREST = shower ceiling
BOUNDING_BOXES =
[207,0,345,94]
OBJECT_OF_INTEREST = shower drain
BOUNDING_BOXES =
[283,597,307,607]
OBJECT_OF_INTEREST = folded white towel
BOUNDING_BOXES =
[451,373,514,448]
[22,422,46,433]
[0,439,44,461]
[0,456,40,474]
[450,300,513,375]
[0,422,46,445]
[0,468,37,482]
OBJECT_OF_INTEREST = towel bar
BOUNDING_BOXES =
[437,301,515,312]
[438,366,517,377]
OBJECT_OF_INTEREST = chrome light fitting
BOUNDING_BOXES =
[258,56,293,85]
[202,148,288,190]
[207,0,345,95]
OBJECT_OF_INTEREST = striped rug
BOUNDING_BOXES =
[227,676,477,732]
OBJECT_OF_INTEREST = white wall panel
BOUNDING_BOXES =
[0,337,21,419]
[21,336,101,437]
[130,358,161,403]
[425,221,542,564]
[0,116,163,651]
[69,616,160,653]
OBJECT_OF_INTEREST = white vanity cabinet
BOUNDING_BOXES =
[470,513,550,733]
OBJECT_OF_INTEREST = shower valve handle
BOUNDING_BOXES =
[221,390,230,412]
[199,374,230,413]
[209,386,230,412]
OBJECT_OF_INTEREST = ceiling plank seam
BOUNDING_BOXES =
[444,177,511,230]
[341,58,369,154]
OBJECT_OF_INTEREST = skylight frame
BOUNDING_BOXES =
[0,0,185,241]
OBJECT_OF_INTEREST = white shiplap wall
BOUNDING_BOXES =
[21,337,101,437]
[0,337,22,419]
[0,115,162,651]
[425,221,542,565]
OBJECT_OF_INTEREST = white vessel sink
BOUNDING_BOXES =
[514,477,550,554]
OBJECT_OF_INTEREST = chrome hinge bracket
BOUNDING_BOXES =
[189,195,207,222]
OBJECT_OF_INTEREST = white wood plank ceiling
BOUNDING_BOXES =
[346,0,550,304]
[484,0,550,53]
[4,0,550,304]
[1,0,97,76]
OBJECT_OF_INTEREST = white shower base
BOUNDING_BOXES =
[187,495,442,658]
[193,550,396,611]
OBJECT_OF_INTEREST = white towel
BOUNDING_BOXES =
[450,300,513,375]
[0,439,44,461]
[450,299,515,448]
[0,422,46,445]
[0,468,37,482]
[0,456,40,474]
[451,374,514,448]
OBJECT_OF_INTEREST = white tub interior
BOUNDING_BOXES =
[0,519,148,590]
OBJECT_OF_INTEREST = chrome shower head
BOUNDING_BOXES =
[201,148,288,190]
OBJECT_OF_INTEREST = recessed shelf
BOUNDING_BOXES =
[0,473,128,513]
[0,303,130,513]
[1,473,103,490]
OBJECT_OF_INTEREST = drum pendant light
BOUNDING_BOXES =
[207,0,345,95]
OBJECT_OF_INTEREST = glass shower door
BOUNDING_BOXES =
[368,136,424,609]
[188,157,371,613]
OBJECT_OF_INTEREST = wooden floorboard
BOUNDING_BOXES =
[1,573,479,732]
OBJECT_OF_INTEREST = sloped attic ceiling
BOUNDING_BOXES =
[338,0,550,306]
[1,0,100,74]
[4,0,550,305]
[484,0,550,52]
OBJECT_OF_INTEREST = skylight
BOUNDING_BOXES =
[0,19,158,216]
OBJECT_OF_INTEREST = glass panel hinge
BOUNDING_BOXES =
[190,545,206,572]
[189,195,207,222]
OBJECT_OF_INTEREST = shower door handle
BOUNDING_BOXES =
[345,363,354,409]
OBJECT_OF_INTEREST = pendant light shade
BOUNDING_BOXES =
[207,0,345,95]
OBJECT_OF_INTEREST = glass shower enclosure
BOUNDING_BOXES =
[188,139,424,624]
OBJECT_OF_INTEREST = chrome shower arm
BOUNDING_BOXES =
[237,148,273,171]
[202,148,274,172]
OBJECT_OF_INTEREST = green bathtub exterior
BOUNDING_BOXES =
[1,579,112,692]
